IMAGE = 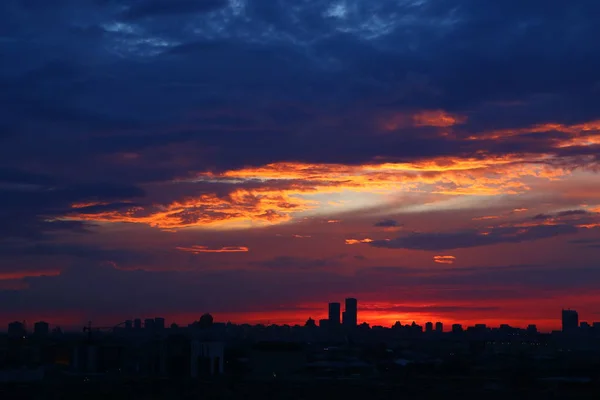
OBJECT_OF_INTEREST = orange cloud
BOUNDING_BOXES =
[345,238,374,245]
[70,201,110,209]
[412,110,467,127]
[433,255,456,264]
[472,215,500,221]
[380,109,467,131]
[66,189,316,229]
[61,136,580,230]
[576,223,600,229]
[61,156,569,229]
[176,245,249,254]
[468,120,600,148]
[513,208,528,212]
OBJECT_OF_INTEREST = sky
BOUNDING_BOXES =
[1,0,600,332]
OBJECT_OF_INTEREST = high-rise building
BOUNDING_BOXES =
[154,317,165,330]
[125,320,133,330]
[328,302,341,326]
[33,321,49,336]
[8,321,26,338]
[144,318,155,330]
[134,318,142,329]
[451,324,463,333]
[435,322,443,333]
[425,322,433,333]
[562,309,579,333]
[343,298,358,328]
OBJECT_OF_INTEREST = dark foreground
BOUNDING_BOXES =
[2,378,600,400]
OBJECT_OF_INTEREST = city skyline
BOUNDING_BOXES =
[3,304,597,335]
[1,1,600,331]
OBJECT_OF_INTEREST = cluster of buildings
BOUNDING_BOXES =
[319,298,358,329]
[560,309,600,333]
[5,306,600,339]
[8,321,51,338]
[3,311,600,384]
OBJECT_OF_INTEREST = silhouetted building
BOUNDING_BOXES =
[328,302,341,327]
[33,321,49,336]
[134,318,142,329]
[125,320,132,329]
[305,318,316,328]
[319,319,329,329]
[451,324,463,333]
[198,313,214,329]
[343,298,357,328]
[562,309,579,333]
[425,322,433,333]
[527,324,538,334]
[145,318,155,330]
[580,321,591,330]
[155,317,165,330]
[435,322,443,333]
[8,321,26,338]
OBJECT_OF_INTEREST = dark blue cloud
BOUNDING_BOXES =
[371,224,579,251]
[1,0,600,247]
[121,0,228,20]
[374,219,401,228]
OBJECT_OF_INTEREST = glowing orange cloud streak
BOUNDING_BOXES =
[62,151,574,229]
[576,223,600,229]
[472,215,500,221]
[70,201,110,208]
[468,120,600,141]
[345,238,374,245]
[433,255,456,264]
[176,245,249,253]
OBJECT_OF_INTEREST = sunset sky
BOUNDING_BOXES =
[1,0,600,332]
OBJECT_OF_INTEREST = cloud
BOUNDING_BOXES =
[472,215,499,221]
[433,255,456,265]
[374,219,400,227]
[121,0,228,20]
[345,238,374,245]
[1,0,600,325]
[371,224,579,251]
[176,245,249,254]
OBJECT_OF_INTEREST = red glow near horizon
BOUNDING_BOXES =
[0,311,569,334]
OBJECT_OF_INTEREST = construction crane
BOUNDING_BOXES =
[83,320,127,342]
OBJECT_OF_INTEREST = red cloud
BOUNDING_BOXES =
[176,245,249,254]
